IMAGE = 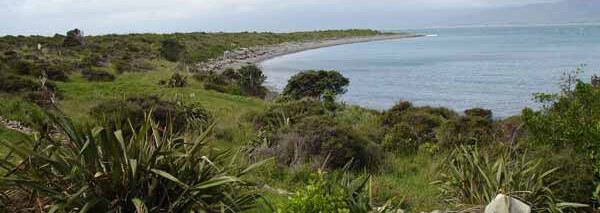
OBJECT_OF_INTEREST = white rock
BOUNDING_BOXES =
[484,194,531,213]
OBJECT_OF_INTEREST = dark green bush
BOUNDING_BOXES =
[522,71,600,205]
[381,102,457,127]
[248,99,326,131]
[222,68,240,81]
[82,68,116,81]
[160,38,185,62]
[273,115,380,169]
[0,72,55,93]
[238,65,267,98]
[63,28,85,47]
[464,107,493,119]
[282,70,349,100]
[91,96,211,132]
[204,82,228,93]
[435,116,494,146]
[382,112,444,151]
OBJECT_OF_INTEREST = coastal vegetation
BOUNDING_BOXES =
[0,29,598,213]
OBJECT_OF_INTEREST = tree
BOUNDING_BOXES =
[63,29,85,47]
[160,38,185,62]
[238,65,267,97]
[283,70,349,100]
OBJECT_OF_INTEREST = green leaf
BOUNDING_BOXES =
[238,158,273,177]
[132,198,148,213]
[151,169,188,188]
[194,176,241,190]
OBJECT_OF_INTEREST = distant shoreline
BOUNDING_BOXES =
[194,33,423,72]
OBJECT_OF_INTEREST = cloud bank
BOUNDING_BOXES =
[0,0,576,35]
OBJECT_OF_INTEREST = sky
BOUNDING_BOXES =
[0,0,596,36]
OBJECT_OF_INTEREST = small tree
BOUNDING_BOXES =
[238,65,267,97]
[283,70,349,100]
[160,38,185,62]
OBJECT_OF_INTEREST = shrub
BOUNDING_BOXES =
[204,82,228,93]
[435,116,494,146]
[272,115,380,169]
[238,65,267,98]
[0,114,268,213]
[381,103,457,127]
[160,38,185,62]
[522,71,600,205]
[0,73,39,93]
[283,70,349,100]
[82,68,116,81]
[90,96,211,133]
[278,172,350,213]
[166,72,187,87]
[435,145,586,212]
[63,28,85,47]
[248,99,326,131]
[222,68,240,81]
[279,171,400,213]
[38,64,70,81]
[464,107,493,119]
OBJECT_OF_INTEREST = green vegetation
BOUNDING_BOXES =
[283,70,350,100]
[0,29,597,213]
[0,114,270,212]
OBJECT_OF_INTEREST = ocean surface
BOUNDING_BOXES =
[260,25,600,118]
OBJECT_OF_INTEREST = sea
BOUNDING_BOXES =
[259,24,600,118]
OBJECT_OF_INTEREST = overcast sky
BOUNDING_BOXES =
[0,0,591,36]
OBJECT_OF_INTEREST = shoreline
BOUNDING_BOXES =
[193,33,423,72]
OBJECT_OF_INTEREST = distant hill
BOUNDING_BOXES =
[451,0,600,26]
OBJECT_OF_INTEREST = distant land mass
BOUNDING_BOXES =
[450,0,600,26]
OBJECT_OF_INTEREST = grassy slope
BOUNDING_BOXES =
[0,30,446,212]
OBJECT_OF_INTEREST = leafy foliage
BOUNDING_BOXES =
[90,96,212,133]
[522,70,600,206]
[0,114,270,213]
[238,65,267,98]
[283,70,349,100]
[435,145,585,212]
[160,38,185,62]
[272,115,381,170]
[279,171,401,213]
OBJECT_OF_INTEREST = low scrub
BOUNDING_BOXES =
[82,68,116,81]
[0,114,269,213]
[272,115,381,170]
[247,99,326,131]
[90,96,212,133]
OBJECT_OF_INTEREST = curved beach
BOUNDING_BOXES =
[194,33,422,72]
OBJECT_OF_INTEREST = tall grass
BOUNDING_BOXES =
[0,113,271,213]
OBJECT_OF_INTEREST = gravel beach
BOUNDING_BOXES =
[193,33,422,72]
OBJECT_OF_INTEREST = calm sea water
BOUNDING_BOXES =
[260,25,600,117]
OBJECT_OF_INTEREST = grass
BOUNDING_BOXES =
[374,153,449,212]
[0,127,22,175]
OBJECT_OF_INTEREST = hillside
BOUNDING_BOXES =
[0,29,599,213]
